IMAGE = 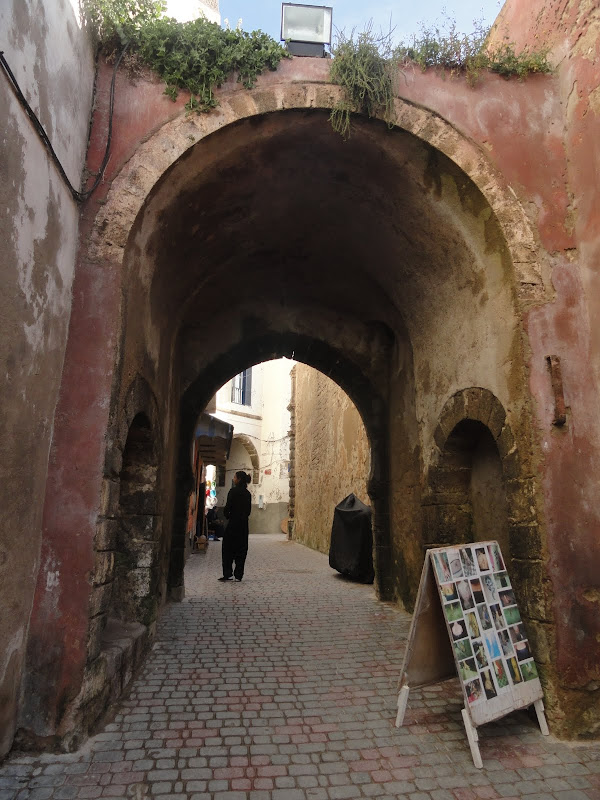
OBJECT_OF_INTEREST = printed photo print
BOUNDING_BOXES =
[494,571,511,590]
[465,677,484,705]
[477,603,493,631]
[454,638,474,662]
[473,639,488,670]
[475,546,490,572]
[459,658,478,682]
[503,605,521,626]
[482,574,499,604]
[490,603,505,631]
[444,601,464,623]
[499,589,517,609]
[447,549,463,580]
[488,543,505,572]
[440,582,458,603]
[484,631,501,661]
[460,547,477,577]
[470,578,485,605]
[466,611,480,639]
[498,628,514,657]
[480,668,497,700]
[506,655,523,684]
[509,622,527,644]
[434,551,452,583]
[520,660,539,682]
[456,580,475,610]
[514,640,532,662]
[450,618,469,641]
[492,658,509,689]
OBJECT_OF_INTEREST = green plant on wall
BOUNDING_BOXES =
[81,0,290,112]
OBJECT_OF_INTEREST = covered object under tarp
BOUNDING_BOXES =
[329,493,374,584]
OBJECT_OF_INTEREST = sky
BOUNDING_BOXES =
[219,1,505,46]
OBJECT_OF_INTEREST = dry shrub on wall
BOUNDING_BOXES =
[330,16,551,139]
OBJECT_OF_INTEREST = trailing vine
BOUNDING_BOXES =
[81,0,290,113]
[330,19,552,139]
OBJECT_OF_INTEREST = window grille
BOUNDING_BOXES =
[231,367,252,405]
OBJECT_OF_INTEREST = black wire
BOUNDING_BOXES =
[0,44,128,203]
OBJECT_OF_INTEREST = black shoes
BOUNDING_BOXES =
[218,576,233,582]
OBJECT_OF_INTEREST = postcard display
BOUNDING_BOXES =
[395,541,549,768]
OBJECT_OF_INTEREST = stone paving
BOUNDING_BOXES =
[2,534,599,800]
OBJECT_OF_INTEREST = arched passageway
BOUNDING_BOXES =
[23,98,548,749]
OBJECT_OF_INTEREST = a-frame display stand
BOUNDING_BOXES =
[395,543,549,768]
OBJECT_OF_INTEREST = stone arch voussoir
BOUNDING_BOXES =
[88,80,541,303]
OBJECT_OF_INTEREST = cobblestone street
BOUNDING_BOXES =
[2,534,599,800]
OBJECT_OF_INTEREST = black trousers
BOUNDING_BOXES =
[222,532,249,580]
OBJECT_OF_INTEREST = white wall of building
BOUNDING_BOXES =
[166,0,221,24]
[211,358,293,532]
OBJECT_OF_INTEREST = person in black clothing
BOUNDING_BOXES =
[218,470,252,582]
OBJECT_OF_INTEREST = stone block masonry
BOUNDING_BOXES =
[2,535,599,798]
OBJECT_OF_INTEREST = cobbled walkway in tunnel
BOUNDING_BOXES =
[2,534,600,800]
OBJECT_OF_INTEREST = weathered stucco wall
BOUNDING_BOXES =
[0,0,94,759]
[292,365,370,554]
[489,0,600,737]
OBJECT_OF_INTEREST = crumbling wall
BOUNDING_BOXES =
[292,365,370,554]
[0,0,94,759]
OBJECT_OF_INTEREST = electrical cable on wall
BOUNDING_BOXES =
[0,45,127,203]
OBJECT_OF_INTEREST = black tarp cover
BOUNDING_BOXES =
[329,493,374,584]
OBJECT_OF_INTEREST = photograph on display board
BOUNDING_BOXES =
[490,603,505,630]
[440,582,458,603]
[498,628,514,657]
[466,611,480,639]
[454,638,473,661]
[506,655,523,684]
[473,639,488,670]
[514,640,532,661]
[520,660,539,682]
[494,571,511,590]
[457,579,475,610]
[499,589,516,608]
[504,605,521,626]
[488,543,505,571]
[470,578,485,605]
[434,552,452,583]
[450,619,469,641]
[444,601,464,622]
[492,658,509,689]
[475,546,490,572]
[465,677,484,704]
[482,574,499,604]
[484,631,501,661]
[509,623,527,643]
[480,668,497,700]
[447,549,463,579]
[459,658,478,682]
[477,603,493,631]
[460,547,477,577]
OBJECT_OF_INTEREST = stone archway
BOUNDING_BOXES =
[168,330,393,602]
[232,434,260,484]
[24,63,555,749]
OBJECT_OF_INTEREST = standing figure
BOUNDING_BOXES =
[219,470,252,582]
